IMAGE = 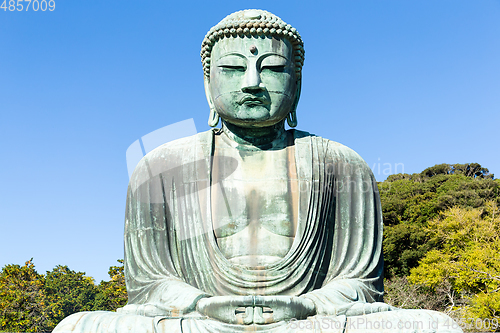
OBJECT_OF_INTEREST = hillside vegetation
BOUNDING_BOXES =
[382,163,500,331]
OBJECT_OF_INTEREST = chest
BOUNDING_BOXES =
[210,142,299,238]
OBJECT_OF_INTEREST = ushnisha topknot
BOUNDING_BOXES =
[201,9,305,79]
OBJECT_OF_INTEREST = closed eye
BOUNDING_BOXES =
[219,65,246,72]
[261,65,286,73]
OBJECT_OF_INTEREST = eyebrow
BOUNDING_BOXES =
[258,53,288,61]
[215,52,288,62]
[215,52,246,62]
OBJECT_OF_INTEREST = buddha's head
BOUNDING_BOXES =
[201,9,304,129]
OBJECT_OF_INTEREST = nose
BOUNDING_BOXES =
[241,66,265,93]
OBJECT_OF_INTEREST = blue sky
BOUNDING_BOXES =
[1,0,499,283]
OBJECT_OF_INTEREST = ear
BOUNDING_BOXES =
[204,76,215,111]
[291,78,302,114]
[204,76,220,127]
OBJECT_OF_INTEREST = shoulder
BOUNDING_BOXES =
[146,129,213,158]
[129,130,213,185]
[292,129,368,165]
[291,129,375,180]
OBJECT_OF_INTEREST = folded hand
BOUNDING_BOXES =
[196,295,316,325]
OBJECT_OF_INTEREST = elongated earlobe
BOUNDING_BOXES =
[204,77,219,127]
[287,79,301,128]
[287,111,297,128]
[208,108,220,127]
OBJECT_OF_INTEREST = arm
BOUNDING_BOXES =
[298,140,387,316]
[121,150,211,317]
[301,279,393,316]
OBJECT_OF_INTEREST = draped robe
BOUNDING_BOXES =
[53,129,460,333]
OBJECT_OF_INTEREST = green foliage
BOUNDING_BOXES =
[383,165,499,328]
[453,163,494,179]
[43,265,100,328]
[94,260,127,311]
[409,202,500,328]
[420,163,493,179]
[380,170,499,227]
[0,259,47,332]
[0,259,128,331]
[383,223,436,277]
[421,163,453,177]
[379,163,499,278]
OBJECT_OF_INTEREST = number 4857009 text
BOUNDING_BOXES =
[1,0,55,11]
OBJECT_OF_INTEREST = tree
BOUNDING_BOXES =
[421,164,453,178]
[452,163,494,179]
[384,276,453,312]
[0,260,129,331]
[420,163,494,179]
[43,265,100,329]
[94,260,127,311]
[0,259,48,332]
[409,202,500,329]
[383,223,436,278]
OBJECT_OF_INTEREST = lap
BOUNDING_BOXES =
[297,310,461,333]
[52,311,182,333]
[52,309,462,333]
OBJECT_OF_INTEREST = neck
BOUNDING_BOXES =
[221,120,287,147]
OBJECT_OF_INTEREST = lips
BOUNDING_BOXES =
[239,95,270,105]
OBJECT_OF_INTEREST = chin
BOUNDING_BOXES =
[231,109,271,124]
[238,118,287,129]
